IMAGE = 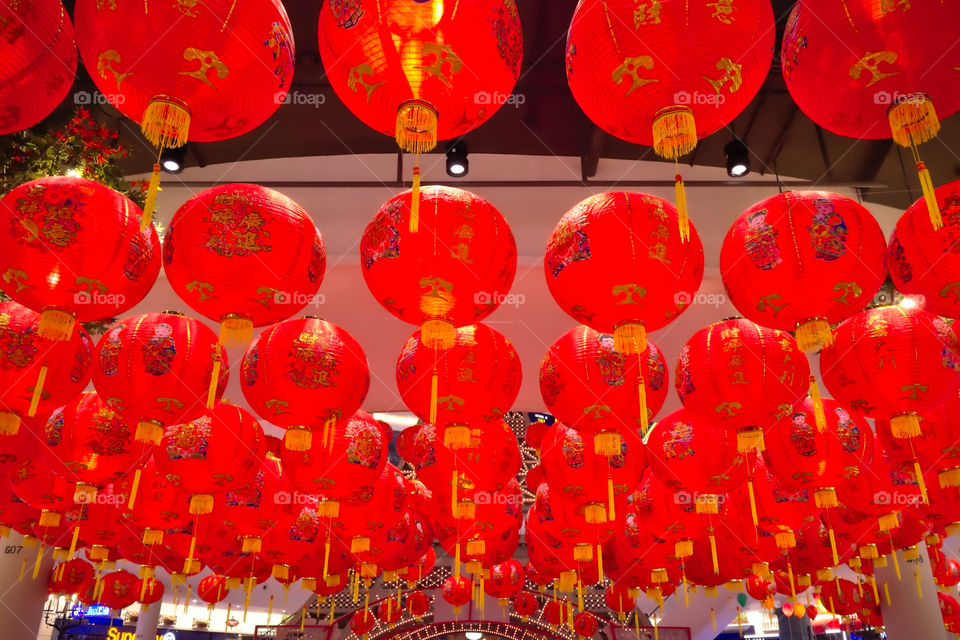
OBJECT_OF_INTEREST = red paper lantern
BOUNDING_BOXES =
[163,184,326,344]
[676,319,809,451]
[241,317,369,451]
[782,0,960,228]
[484,558,524,601]
[280,409,386,514]
[260,505,324,580]
[412,420,520,496]
[377,596,403,626]
[400,548,436,586]
[99,570,139,610]
[357,510,431,573]
[543,600,567,626]
[745,575,773,601]
[74,0,293,148]
[573,612,598,638]
[216,454,301,553]
[8,442,77,522]
[0,301,92,435]
[93,312,228,444]
[720,191,887,353]
[350,610,376,637]
[137,577,164,605]
[545,192,703,353]
[318,0,522,154]
[41,391,148,497]
[603,583,634,619]
[49,558,94,594]
[406,591,431,617]
[821,306,960,438]
[889,180,960,318]
[197,574,229,605]
[819,578,863,616]
[154,402,265,515]
[396,323,521,427]
[540,325,668,438]
[513,591,539,618]
[396,426,419,464]
[360,186,516,349]
[0,176,161,337]
[0,3,77,135]
[525,483,615,575]
[325,464,407,554]
[441,574,472,611]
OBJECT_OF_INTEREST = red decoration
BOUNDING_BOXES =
[0,176,161,336]
[676,319,809,451]
[0,301,92,435]
[407,591,431,617]
[357,510,431,572]
[543,600,567,626]
[324,464,407,554]
[540,325,668,437]
[545,192,703,354]
[720,191,887,353]
[137,577,164,605]
[163,184,326,344]
[603,583,634,619]
[401,548,436,586]
[93,312,227,444]
[396,323,521,427]
[821,306,960,439]
[350,610,376,637]
[412,420,521,495]
[241,317,369,451]
[573,612,598,638]
[525,483,615,574]
[441,574,472,610]
[485,558,525,601]
[74,0,293,147]
[0,2,77,135]
[99,570,139,610]
[377,596,403,626]
[360,186,516,349]
[49,559,94,594]
[396,425,419,465]
[197,574,229,605]
[819,578,863,616]
[745,575,773,601]
[318,0,522,153]
[513,591,539,618]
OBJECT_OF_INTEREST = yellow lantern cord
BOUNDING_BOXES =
[884,580,892,606]
[915,567,923,599]
[27,364,47,418]
[638,375,649,436]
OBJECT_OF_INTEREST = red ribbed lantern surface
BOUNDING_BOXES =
[163,184,326,344]
[98,570,139,610]
[241,317,369,451]
[876,393,960,490]
[720,191,887,353]
[197,574,229,605]
[545,192,703,354]
[93,312,228,445]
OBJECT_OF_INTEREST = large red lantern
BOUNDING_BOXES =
[280,410,386,516]
[821,306,960,439]
[573,612,598,639]
[360,186,516,349]
[154,402,265,515]
[318,0,522,156]
[603,583,634,620]
[325,464,407,554]
[676,319,809,451]
[407,591,431,618]
[720,191,887,353]
[566,1,773,230]
[137,577,164,605]
[540,325,668,439]
[545,192,703,354]
[396,323,521,428]
[350,610,376,637]
[782,0,960,228]
[241,317,369,451]
[0,176,161,339]
[162,184,326,344]
[0,301,93,435]
[542,600,568,627]
[513,591,539,619]
[876,393,960,490]
[441,574,472,612]
[0,2,77,135]
[197,574,229,607]
[49,558,94,594]
[99,570,139,610]
[484,558,525,602]
[888,180,960,318]
[93,312,228,444]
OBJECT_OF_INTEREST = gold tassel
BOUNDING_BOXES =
[329,600,335,623]
[710,534,719,574]
[140,163,161,231]
[451,469,458,517]
[466,538,485,556]
[67,523,80,558]
[940,467,960,488]
[883,580,892,606]
[675,539,693,558]
[675,172,690,243]
[243,577,255,621]
[736,606,742,638]
[27,364,47,417]
[808,375,827,431]
[584,503,607,524]
[206,355,221,410]
[892,550,902,580]
[638,376,649,435]
[916,160,942,230]
[747,480,759,527]
[444,425,472,449]
[32,544,43,579]
[284,426,312,452]
[607,475,616,522]
[38,309,76,341]
[322,540,330,579]
[142,529,163,546]
[652,105,697,159]
[409,165,421,233]
[613,323,646,355]
[454,541,461,580]
[267,593,273,624]
[737,427,765,453]
[593,431,622,456]
[890,413,921,439]
[421,319,455,350]
[184,535,197,575]
[775,530,796,550]
[573,543,593,563]
[317,500,339,518]
[878,512,899,532]
[189,494,214,515]
[915,567,923,599]
[396,100,438,154]
[429,369,438,424]
[241,536,261,553]
[577,577,584,611]
[914,460,929,504]
[135,420,164,445]
[711,608,716,632]
[597,543,604,583]
[39,511,60,528]
[141,97,191,149]
[127,467,142,510]
[218,314,253,347]
[828,527,839,566]
[0,412,21,435]
[696,494,720,514]
[796,320,833,354]
[814,488,837,509]
[351,537,370,553]
[870,576,880,605]
[787,562,796,599]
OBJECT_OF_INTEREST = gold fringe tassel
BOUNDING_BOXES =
[0,412,20,436]
[140,164,161,231]
[141,97,191,149]
[796,320,833,354]
[395,100,438,154]
[410,165,420,233]
[890,413,921,439]
[127,467,141,510]
[429,369,438,424]
[218,315,253,347]
[421,319,455,351]
[284,427,312,452]
[612,323,646,356]
[135,421,164,445]
[27,364,47,417]
[38,309,76,341]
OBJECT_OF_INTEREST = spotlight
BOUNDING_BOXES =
[446,141,468,177]
[160,147,186,174]
[724,139,750,178]
[899,296,919,309]
[465,633,483,640]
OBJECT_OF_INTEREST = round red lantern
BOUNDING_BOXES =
[484,558,524,602]
[241,317,369,451]
[934,558,960,588]
[441,574,472,612]
[325,464,407,554]
[782,0,960,228]
[540,325,668,438]
[406,591,431,618]
[889,180,960,318]
[93,312,228,444]
[400,548,436,586]
[745,575,773,601]
[49,558,94,595]
[545,192,703,354]
[216,454,300,553]
[573,612,598,638]
[0,176,161,338]
[163,184,326,344]
[603,583,634,620]
[720,191,887,353]
[197,574,229,607]
[74,0,292,149]
[8,442,77,524]
[137,577,164,605]
[318,0,522,154]
[280,409,386,516]
[99,570,139,610]
[396,425,419,465]
[377,596,402,626]
[0,4,77,135]
[154,402,265,514]
[412,420,520,496]
[543,600,567,627]
[350,610,376,637]
[396,323,521,427]
[676,318,809,451]
[875,393,960,491]
[819,578,863,617]
[821,306,960,438]
[0,301,93,435]
[360,186,516,349]
[513,591,539,618]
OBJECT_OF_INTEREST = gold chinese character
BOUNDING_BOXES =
[178,48,228,88]
[707,0,736,24]
[347,62,383,103]
[703,57,742,95]
[828,281,863,306]
[612,56,659,96]
[612,283,647,305]
[415,42,463,87]
[880,0,910,15]
[633,0,662,26]
[849,51,902,88]
[648,243,671,263]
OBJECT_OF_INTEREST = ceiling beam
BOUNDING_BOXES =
[580,125,606,181]
[761,103,798,175]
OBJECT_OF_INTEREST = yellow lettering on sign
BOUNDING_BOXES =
[107,629,118,640]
